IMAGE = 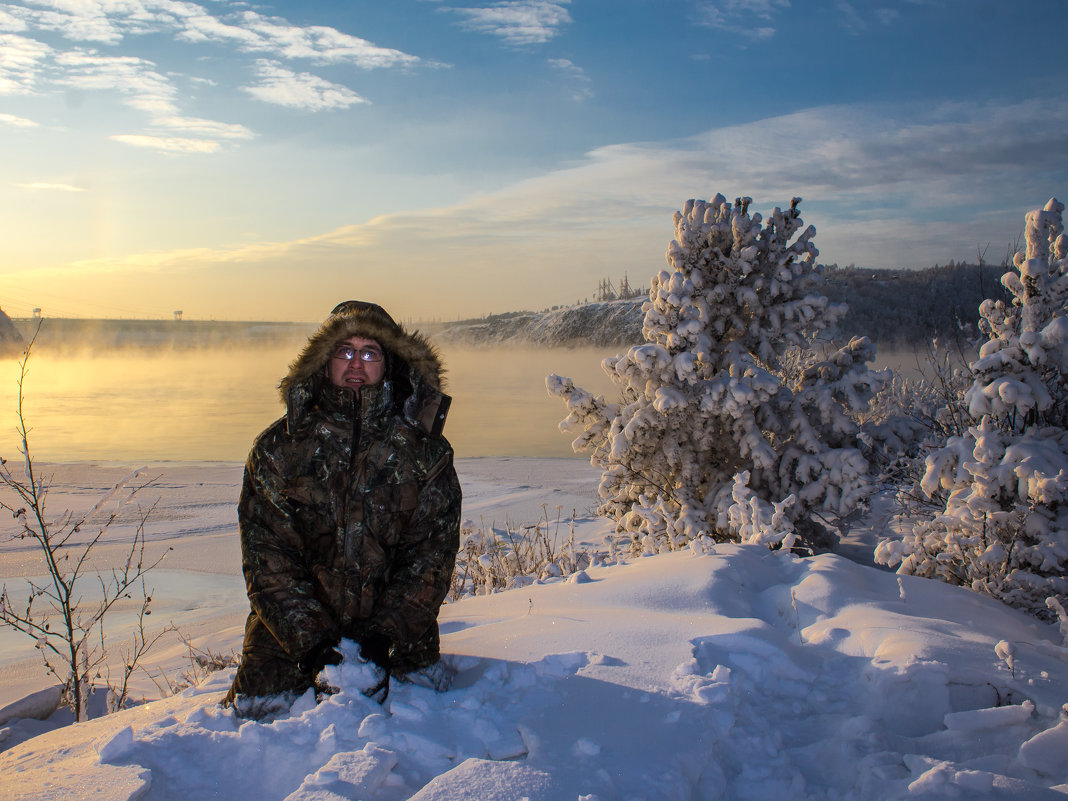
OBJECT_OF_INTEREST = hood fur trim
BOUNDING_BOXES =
[280,305,445,404]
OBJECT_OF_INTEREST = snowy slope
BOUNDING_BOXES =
[3,494,1068,799]
[434,300,644,348]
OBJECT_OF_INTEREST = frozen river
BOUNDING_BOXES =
[0,341,617,462]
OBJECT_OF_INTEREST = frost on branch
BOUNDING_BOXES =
[876,198,1068,620]
[549,195,889,553]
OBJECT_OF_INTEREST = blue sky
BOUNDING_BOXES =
[0,0,1066,322]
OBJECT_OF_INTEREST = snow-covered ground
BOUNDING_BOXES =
[2,458,1068,800]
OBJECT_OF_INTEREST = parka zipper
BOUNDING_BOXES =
[341,390,362,573]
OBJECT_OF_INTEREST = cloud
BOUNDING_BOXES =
[11,95,1065,320]
[15,181,84,190]
[834,2,867,35]
[548,57,591,101]
[875,8,900,25]
[0,112,38,127]
[54,49,177,113]
[52,49,254,147]
[0,32,51,94]
[695,0,790,39]
[6,0,127,43]
[9,0,422,68]
[447,0,572,46]
[0,5,28,30]
[242,60,367,111]
[150,115,254,140]
[163,3,268,49]
[832,2,903,35]
[2,1,423,151]
[110,133,221,153]
[235,11,420,67]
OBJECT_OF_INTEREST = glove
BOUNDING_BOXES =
[358,633,392,672]
[297,640,342,676]
[358,633,393,702]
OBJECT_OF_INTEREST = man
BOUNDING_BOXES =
[224,300,461,717]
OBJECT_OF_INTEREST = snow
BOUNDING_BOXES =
[2,458,1068,800]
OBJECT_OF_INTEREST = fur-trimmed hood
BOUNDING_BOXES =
[280,301,450,437]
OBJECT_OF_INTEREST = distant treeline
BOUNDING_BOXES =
[433,263,1015,349]
[824,263,1011,348]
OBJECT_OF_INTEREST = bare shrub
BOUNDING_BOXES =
[0,327,171,720]
[146,632,240,697]
[448,505,595,601]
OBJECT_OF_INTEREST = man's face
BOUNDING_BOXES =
[326,336,386,393]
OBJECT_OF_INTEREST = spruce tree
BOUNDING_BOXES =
[876,198,1068,619]
[549,195,887,552]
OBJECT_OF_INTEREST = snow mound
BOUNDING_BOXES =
[3,547,1068,800]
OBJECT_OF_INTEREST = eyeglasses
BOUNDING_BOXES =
[331,345,384,363]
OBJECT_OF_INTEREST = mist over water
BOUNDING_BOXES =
[0,342,619,463]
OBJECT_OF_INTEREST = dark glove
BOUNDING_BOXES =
[297,640,342,676]
[358,633,392,671]
[358,633,393,703]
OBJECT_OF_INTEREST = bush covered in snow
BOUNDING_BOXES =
[876,199,1068,620]
[548,195,889,553]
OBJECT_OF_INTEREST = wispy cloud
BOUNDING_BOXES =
[695,0,789,40]
[15,181,84,191]
[0,5,29,30]
[45,96,1066,319]
[110,134,222,153]
[235,11,420,67]
[834,2,903,34]
[5,0,128,44]
[548,57,591,101]
[875,8,900,25]
[150,115,254,140]
[242,60,368,111]
[0,112,38,127]
[10,1,422,67]
[447,0,572,46]
[52,48,253,147]
[3,0,422,151]
[834,2,867,35]
[55,50,178,114]
[0,32,51,94]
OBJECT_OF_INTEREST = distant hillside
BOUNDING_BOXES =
[433,300,643,347]
[3,262,1012,354]
[825,262,1010,347]
[433,263,1012,349]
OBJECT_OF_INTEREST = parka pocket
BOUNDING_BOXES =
[285,476,341,549]
[365,481,421,547]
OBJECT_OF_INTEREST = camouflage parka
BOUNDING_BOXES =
[224,301,461,706]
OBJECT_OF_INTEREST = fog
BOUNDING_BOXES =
[0,338,619,463]
[0,316,950,465]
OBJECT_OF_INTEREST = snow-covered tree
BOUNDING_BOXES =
[876,198,1068,619]
[548,195,889,552]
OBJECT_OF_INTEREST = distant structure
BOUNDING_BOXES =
[32,307,41,319]
[595,274,643,303]
[173,310,183,321]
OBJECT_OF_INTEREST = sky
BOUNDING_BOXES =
[0,0,1066,323]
